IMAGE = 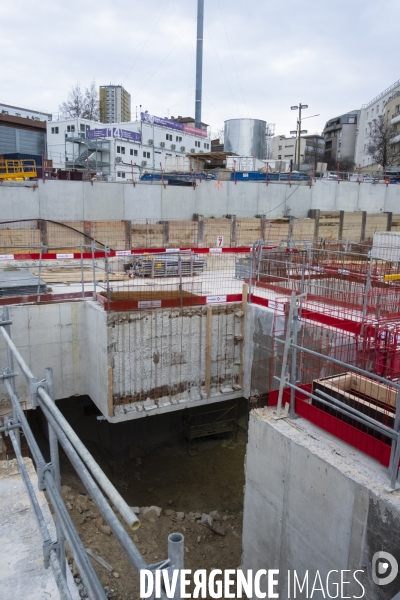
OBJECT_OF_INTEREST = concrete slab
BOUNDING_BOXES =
[0,458,79,600]
[242,408,400,600]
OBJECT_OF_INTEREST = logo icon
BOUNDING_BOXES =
[372,551,398,586]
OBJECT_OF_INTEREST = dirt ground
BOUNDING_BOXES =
[59,426,247,599]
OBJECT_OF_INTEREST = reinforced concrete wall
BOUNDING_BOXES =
[0,300,243,421]
[107,304,242,422]
[242,408,400,600]
[1,179,400,220]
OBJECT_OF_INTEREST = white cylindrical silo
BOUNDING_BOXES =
[224,118,266,160]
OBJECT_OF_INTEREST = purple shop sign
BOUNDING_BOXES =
[141,112,184,132]
[87,128,142,142]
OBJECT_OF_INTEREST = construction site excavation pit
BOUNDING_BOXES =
[25,396,248,600]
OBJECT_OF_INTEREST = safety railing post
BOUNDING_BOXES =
[37,243,43,302]
[45,366,66,579]
[91,242,97,300]
[168,533,184,600]
[80,241,85,299]
[1,307,20,450]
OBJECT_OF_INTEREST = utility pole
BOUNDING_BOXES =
[291,103,308,171]
[195,0,204,129]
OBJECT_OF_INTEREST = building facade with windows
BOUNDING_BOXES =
[46,112,211,180]
[355,79,400,171]
[0,102,52,122]
[270,133,323,168]
[322,111,360,166]
[99,85,131,124]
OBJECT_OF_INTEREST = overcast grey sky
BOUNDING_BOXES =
[1,0,399,135]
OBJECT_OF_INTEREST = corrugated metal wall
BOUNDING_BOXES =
[0,126,45,155]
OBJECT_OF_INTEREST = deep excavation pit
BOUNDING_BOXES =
[27,396,248,600]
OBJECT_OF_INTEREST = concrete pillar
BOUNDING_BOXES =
[230,215,237,247]
[197,218,204,247]
[125,220,132,250]
[360,211,367,243]
[288,216,294,243]
[39,220,48,249]
[387,212,393,232]
[83,221,92,247]
[311,209,320,239]
[338,211,344,241]
[260,214,266,241]
[162,221,170,248]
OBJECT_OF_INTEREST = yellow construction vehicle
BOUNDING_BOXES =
[0,159,37,181]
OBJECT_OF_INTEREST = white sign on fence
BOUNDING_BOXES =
[138,300,162,308]
[216,236,224,247]
[206,295,227,304]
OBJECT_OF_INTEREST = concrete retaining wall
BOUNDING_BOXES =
[0,301,86,416]
[0,300,243,421]
[108,304,242,421]
[242,408,400,600]
[2,179,400,220]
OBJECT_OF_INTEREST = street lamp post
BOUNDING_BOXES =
[291,104,308,170]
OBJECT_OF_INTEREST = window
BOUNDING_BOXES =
[195,140,201,148]
[284,154,293,158]
[51,127,59,134]
[122,172,126,179]
[80,124,85,132]
[143,151,151,158]
[166,133,173,141]
[155,150,161,154]
[285,144,294,148]
[176,136,182,142]
[121,147,125,154]
[278,155,282,159]
[166,153,172,156]
[130,149,138,156]
[204,143,209,149]
[338,141,341,148]
[376,105,379,114]
[146,152,150,158]
[86,125,90,131]
[66,125,75,133]
[117,172,121,177]
[117,146,121,153]
[348,116,355,124]
[278,145,282,151]
[367,112,369,119]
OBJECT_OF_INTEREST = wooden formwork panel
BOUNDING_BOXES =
[263,222,289,245]
[364,214,388,241]
[203,219,232,247]
[0,224,41,253]
[91,221,126,251]
[168,220,198,248]
[319,212,340,239]
[131,222,163,248]
[293,219,314,241]
[237,218,261,246]
[342,213,364,242]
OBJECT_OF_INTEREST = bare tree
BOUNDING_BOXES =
[326,155,355,172]
[83,80,99,121]
[59,80,99,121]
[210,127,225,144]
[366,115,400,169]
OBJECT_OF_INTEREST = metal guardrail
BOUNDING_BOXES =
[0,306,184,600]
[273,292,400,489]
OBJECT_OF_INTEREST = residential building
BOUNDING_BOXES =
[270,133,323,168]
[0,102,52,122]
[322,110,360,167]
[355,79,400,171]
[385,92,400,173]
[46,111,211,181]
[99,85,131,124]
